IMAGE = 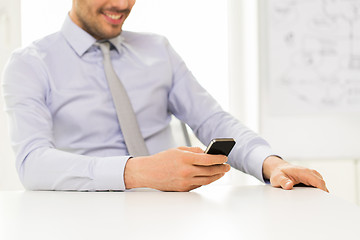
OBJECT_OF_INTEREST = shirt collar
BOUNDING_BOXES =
[61,14,124,57]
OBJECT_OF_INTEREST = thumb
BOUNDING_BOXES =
[281,176,294,190]
[272,174,294,190]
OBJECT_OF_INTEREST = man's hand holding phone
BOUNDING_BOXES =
[124,139,235,192]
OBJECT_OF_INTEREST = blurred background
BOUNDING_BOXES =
[0,0,359,205]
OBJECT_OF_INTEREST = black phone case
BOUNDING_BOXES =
[205,139,236,156]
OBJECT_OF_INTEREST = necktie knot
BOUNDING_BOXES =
[95,41,111,56]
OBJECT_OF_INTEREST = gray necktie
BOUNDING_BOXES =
[96,41,149,157]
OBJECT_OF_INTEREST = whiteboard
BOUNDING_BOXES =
[259,0,360,160]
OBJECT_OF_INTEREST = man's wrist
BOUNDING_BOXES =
[124,156,146,189]
[262,155,288,180]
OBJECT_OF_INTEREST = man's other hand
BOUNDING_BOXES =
[263,156,329,192]
[124,147,231,192]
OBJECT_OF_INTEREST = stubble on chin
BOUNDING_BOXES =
[77,9,125,40]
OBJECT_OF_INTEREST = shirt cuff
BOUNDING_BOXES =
[92,155,131,191]
[245,145,275,183]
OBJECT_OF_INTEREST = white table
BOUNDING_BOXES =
[1,185,359,240]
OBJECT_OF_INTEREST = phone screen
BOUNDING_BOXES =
[204,138,236,156]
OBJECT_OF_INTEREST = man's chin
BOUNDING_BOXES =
[104,32,122,39]
[94,31,122,40]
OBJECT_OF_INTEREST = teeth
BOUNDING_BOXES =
[105,13,121,20]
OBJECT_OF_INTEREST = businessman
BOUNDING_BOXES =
[2,0,328,192]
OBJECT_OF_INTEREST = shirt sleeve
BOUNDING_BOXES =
[2,50,129,191]
[165,39,275,183]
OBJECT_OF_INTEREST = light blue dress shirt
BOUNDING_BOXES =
[2,15,274,191]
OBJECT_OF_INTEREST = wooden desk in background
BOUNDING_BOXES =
[1,185,359,240]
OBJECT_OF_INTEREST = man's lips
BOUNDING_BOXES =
[102,11,125,25]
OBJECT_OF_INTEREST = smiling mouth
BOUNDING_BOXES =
[104,12,122,20]
[101,9,128,25]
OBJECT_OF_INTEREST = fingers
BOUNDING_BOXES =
[311,169,323,179]
[194,163,231,177]
[192,153,228,166]
[185,165,230,190]
[192,173,226,186]
[187,185,202,191]
[176,146,228,166]
[303,171,329,193]
[284,167,329,192]
[271,166,329,192]
[311,170,329,192]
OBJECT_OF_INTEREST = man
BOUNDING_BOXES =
[2,0,328,192]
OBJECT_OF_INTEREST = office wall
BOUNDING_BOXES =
[259,0,360,160]
[0,0,23,190]
[258,0,360,205]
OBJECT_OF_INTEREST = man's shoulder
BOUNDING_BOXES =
[12,32,63,60]
[2,32,64,87]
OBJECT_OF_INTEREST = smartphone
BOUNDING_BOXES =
[204,138,236,156]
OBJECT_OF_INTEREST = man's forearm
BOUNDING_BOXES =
[19,147,129,191]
